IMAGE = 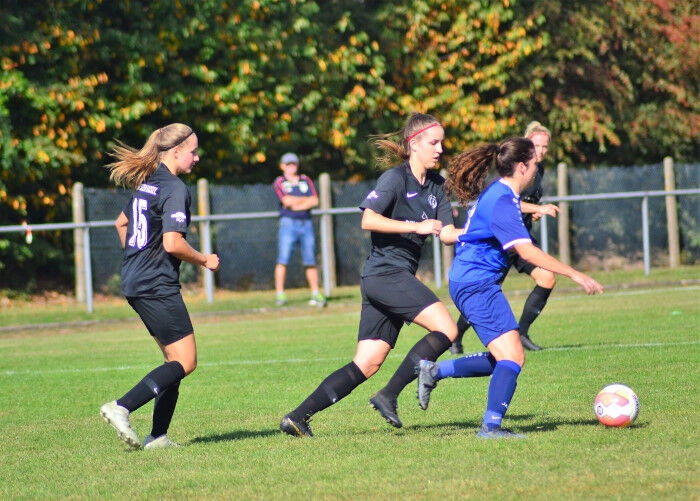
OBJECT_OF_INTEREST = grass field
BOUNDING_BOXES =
[1,267,698,499]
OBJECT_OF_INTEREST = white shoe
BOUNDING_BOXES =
[143,434,179,449]
[100,401,141,449]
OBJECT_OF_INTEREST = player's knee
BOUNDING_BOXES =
[181,358,197,376]
[537,272,556,289]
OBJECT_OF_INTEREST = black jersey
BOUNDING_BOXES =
[520,162,545,230]
[359,162,453,276]
[120,163,191,298]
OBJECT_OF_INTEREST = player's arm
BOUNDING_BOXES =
[115,211,128,248]
[513,242,602,295]
[361,208,442,236]
[282,194,319,211]
[163,231,220,271]
[521,201,559,222]
[439,224,461,245]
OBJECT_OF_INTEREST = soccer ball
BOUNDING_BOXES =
[594,383,640,427]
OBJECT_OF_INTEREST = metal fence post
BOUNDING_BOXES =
[84,225,94,313]
[433,236,442,289]
[642,196,650,275]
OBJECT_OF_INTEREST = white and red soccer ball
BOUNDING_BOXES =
[594,383,640,427]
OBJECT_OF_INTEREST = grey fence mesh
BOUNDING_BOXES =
[84,163,699,292]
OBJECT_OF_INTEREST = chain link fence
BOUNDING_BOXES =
[81,162,698,293]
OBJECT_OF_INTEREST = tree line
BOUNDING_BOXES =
[0,0,697,291]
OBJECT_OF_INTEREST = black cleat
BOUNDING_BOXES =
[280,414,313,438]
[520,334,542,351]
[369,391,402,428]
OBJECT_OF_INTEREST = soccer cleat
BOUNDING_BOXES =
[309,292,327,307]
[520,334,542,351]
[100,401,141,449]
[143,434,180,449]
[369,391,402,428]
[476,424,526,439]
[416,360,439,410]
[449,342,464,355]
[275,292,287,306]
[280,414,313,438]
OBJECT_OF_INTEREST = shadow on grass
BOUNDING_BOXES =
[406,413,646,435]
[189,428,280,444]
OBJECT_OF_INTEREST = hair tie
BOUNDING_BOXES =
[406,122,440,143]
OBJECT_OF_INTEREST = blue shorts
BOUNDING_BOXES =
[449,279,519,346]
[358,270,440,348]
[277,217,317,266]
[127,293,194,345]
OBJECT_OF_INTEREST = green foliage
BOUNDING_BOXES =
[0,0,697,290]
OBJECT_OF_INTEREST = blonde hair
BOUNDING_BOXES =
[106,123,194,189]
[369,112,442,169]
[523,121,550,140]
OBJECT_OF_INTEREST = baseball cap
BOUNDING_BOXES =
[280,152,299,164]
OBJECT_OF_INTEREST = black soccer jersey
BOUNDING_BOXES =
[520,162,545,230]
[120,163,191,298]
[359,162,453,276]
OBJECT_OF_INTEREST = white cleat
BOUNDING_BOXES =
[143,434,180,449]
[100,401,141,449]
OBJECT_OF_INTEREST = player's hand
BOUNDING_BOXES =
[204,254,220,272]
[539,204,559,218]
[571,271,603,295]
[415,219,443,236]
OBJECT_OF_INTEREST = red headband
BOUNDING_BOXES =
[406,122,440,143]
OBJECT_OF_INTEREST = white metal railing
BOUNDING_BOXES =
[0,188,698,313]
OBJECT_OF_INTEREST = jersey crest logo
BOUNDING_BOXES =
[428,194,438,209]
[170,211,187,224]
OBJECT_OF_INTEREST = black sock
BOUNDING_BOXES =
[150,380,180,438]
[383,331,451,397]
[292,362,367,421]
[519,286,552,338]
[117,361,186,413]
[455,315,471,343]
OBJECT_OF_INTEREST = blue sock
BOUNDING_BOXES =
[482,360,521,430]
[437,352,496,379]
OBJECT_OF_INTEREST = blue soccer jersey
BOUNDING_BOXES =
[449,179,531,285]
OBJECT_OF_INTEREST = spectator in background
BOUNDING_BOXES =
[273,152,326,307]
[450,121,559,353]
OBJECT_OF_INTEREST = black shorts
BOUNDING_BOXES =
[127,293,194,346]
[358,270,440,348]
[512,232,539,275]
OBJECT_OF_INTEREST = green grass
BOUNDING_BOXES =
[1,268,699,499]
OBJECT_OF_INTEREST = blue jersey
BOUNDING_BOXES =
[449,179,531,285]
